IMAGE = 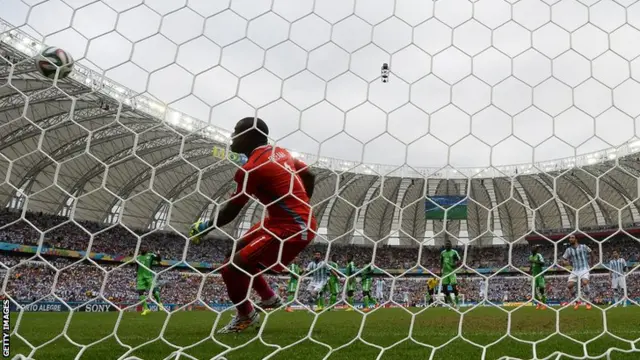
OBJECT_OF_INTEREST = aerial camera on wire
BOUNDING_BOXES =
[381,62,390,83]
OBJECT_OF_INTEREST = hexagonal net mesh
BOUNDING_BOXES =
[2,0,640,359]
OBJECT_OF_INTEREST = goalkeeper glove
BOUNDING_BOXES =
[189,220,210,244]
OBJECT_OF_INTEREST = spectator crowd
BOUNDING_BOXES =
[1,209,640,308]
[2,252,640,308]
[2,210,639,271]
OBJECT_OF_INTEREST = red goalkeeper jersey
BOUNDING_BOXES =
[229,145,314,228]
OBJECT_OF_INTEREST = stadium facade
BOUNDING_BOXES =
[2,25,640,249]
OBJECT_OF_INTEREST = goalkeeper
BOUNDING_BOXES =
[189,118,318,334]
[136,248,165,315]
[425,277,438,306]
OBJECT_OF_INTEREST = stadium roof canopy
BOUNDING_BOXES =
[3,28,640,247]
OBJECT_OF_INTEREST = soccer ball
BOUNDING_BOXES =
[34,46,74,80]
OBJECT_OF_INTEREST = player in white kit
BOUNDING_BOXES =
[478,279,486,303]
[608,250,627,307]
[305,251,328,311]
[562,234,594,310]
[403,289,410,307]
[374,278,384,302]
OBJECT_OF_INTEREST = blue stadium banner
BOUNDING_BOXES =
[425,195,468,220]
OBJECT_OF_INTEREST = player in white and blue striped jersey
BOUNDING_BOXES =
[305,251,328,311]
[562,234,595,310]
[478,278,486,300]
[375,278,385,301]
[608,250,627,307]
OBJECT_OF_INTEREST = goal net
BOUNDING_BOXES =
[1,0,640,359]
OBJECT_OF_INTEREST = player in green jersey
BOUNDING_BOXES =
[529,245,547,309]
[285,257,301,312]
[345,254,357,310]
[326,255,341,309]
[136,249,164,315]
[360,264,376,312]
[440,241,461,309]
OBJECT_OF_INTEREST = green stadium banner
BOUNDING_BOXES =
[425,195,468,219]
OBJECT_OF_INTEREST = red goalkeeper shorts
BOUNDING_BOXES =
[234,218,317,273]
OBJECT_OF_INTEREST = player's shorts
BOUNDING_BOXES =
[441,273,457,286]
[427,288,435,296]
[533,275,545,289]
[612,276,626,289]
[234,218,317,272]
[328,278,340,294]
[362,278,372,292]
[136,276,153,291]
[287,279,298,293]
[307,281,327,294]
[568,269,590,283]
[375,290,384,299]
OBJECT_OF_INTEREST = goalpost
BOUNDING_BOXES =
[1,0,640,359]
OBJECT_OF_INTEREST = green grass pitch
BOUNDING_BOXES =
[8,306,640,360]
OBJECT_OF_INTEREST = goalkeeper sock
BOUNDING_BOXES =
[363,296,369,308]
[287,293,295,303]
[252,274,275,301]
[348,296,354,306]
[221,266,253,316]
[139,295,149,311]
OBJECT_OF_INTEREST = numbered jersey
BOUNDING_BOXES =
[230,145,313,226]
